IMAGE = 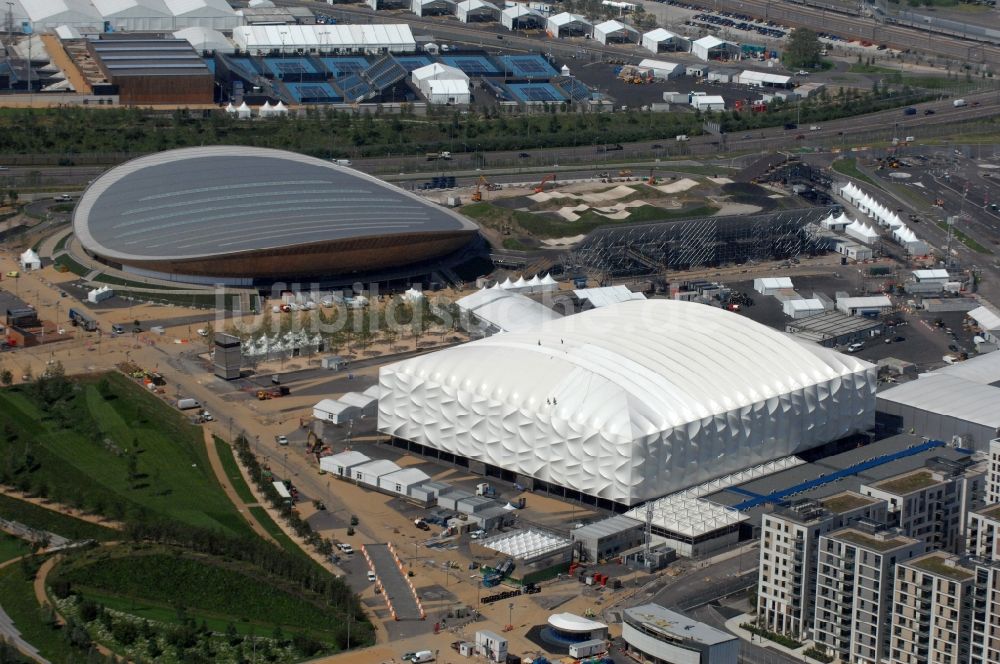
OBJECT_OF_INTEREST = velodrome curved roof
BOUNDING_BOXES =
[391,299,872,434]
[74,146,478,262]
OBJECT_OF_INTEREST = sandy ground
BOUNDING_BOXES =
[656,177,699,194]
[713,202,763,216]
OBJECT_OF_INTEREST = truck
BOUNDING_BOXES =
[675,134,689,141]
[954,99,967,107]
[475,483,496,497]
[426,151,452,161]
[67,308,98,331]
[177,398,201,410]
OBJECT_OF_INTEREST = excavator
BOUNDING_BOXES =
[534,174,556,194]
[471,175,499,202]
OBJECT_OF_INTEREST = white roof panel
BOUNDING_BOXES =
[380,467,431,486]
[693,35,726,49]
[838,295,892,308]
[913,269,950,280]
[456,288,561,333]
[548,11,590,27]
[643,27,678,42]
[353,459,401,477]
[427,79,470,95]
[481,529,571,559]
[740,69,792,85]
[594,19,637,35]
[574,285,646,308]
[970,306,1000,332]
[879,373,1000,428]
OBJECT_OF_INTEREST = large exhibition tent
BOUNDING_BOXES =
[642,28,685,53]
[232,24,416,54]
[163,0,240,29]
[593,19,639,44]
[93,0,172,31]
[547,12,591,37]
[8,0,102,31]
[378,300,877,506]
[455,0,498,22]
[174,26,235,53]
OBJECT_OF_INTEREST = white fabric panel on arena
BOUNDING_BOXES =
[378,300,876,505]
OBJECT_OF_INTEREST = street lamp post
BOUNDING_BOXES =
[507,602,513,630]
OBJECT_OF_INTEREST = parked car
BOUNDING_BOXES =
[847,342,864,353]
[470,529,487,539]
[276,435,289,446]
[339,543,354,554]
[367,571,377,582]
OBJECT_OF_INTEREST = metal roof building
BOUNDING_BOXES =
[379,300,877,507]
[7,0,101,30]
[73,146,477,285]
[623,604,739,664]
[878,354,1000,449]
[737,69,793,88]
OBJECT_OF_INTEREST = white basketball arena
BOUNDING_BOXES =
[377,300,877,506]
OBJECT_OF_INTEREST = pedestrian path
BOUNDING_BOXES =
[364,543,424,621]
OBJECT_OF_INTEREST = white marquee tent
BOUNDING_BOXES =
[378,300,877,505]
[455,0,498,22]
[642,28,684,53]
[19,249,41,270]
[232,24,416,54]
[500,4,544,30]
[593,19,639,44]
[174,26,234,53]
[547,12,591,37]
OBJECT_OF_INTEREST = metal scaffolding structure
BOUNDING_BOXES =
[569,207,833,277]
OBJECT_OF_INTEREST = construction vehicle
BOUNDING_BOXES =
[618,169,632,178]
[534,174,556,194]
[256,386,291,400]
[471,175,499,202]
[426,151,452,161]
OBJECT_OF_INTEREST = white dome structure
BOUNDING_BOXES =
[378,300,877,506]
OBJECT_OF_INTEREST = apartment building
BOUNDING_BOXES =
[969,558,1000,664]
[967,504,1000,560]
[890,552,975,664]
[757,492,886,639]
[861,457,984,554]
[812,522,923,664]
[988,439,1000,504]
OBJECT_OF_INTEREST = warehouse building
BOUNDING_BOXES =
[623,605,738,664]
[836,295,892,317]
[737,69,793,88]
[500,4,544,30]
[379,300,877,508]
[636,58,682,79]
[411,62,470,104]
[877,352,1000,450]
[786,310,885,347]
[571,515,644,562]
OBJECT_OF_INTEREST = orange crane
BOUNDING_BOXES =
[534,174,556,194]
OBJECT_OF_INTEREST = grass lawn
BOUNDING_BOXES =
[52,253,89,277]
[0,374,251,537]
[0,533,31,564]
[0,559,83,662]
[51,231,72,254]
[54,547,348,640]
[213,437,255,505]
[848,63,898,74]
[0,494,117,542]
[831,158,881,189]
[247,506,306,560]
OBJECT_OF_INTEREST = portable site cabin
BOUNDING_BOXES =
[313,398,360,424]
[352,459,401,488]
[410,480,450,504]
[379,467,431,496]
[319,450,370,477]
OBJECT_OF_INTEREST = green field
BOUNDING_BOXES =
[213,438,255,504]
[53,547,361,645]
[0,559,83,663]
[0,373,251,537]
[0,494,117,542]
[247,506,306,559]
[0,532,31,563]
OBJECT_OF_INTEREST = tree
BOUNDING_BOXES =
[783,28,822,69]
[0,369,11,386]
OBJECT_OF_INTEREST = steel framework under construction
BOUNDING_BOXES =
[569,207,833,277]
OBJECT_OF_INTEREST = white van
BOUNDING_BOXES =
[953,99,967,108]
[333,159,352,166]
[410,652,434,663]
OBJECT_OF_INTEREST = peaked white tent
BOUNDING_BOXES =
[236,101,251,118]
[846,219,879,244]
[455,0,498,22]
[19,249,40,270]
[593,19,639,44]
